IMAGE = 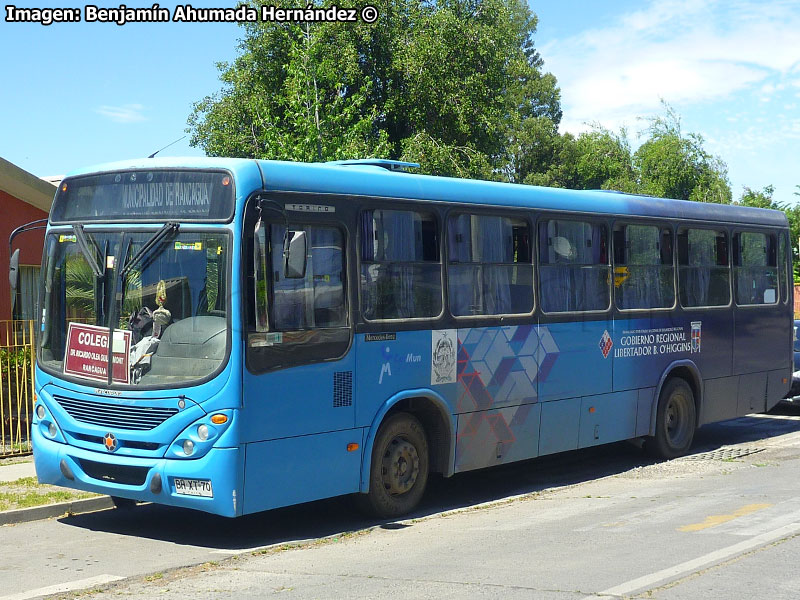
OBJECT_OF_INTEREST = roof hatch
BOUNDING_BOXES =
[325,159,420,172]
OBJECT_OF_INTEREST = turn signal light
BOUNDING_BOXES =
[211,414,228,425]
[347,443,359,452]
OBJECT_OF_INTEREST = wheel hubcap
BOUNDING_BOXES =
[665,394,690,447]
[381,438,420,496]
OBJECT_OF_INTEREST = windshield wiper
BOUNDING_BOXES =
[107,222,179,386]
[72,224,103,277]
[120,222,180,280]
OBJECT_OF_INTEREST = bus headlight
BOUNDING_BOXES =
[169,410,233,459]
[35,401,66,443]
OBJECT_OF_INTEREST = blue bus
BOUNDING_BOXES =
[18,157,792,518]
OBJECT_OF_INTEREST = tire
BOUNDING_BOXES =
[357,413,429,519]
[646,378,696,459]
[111,496,137,510]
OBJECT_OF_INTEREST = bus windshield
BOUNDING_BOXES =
[38,228,230,388]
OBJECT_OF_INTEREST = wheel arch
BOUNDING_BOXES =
[650,360,703,436]
[360,388,455,493]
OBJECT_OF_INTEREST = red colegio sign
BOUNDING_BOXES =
[63,323,131,384]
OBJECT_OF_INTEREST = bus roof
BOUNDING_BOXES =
[65,157,788,228]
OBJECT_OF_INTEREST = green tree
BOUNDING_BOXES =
[738,185,777,209]
[188,0,562,179]
[533,104,730,200]
[188,12,389,161]
[504,124,634,189]
[634,104,731,203]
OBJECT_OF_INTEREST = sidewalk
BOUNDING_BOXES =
[0,456,114,525]
[0,457,37,482]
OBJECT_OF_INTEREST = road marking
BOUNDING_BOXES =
[678,503,772,532]
[0,575,125,600]
[586,521,800,599]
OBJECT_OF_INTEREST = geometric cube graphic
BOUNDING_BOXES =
[457,325,560,412]
[455,325,561,471]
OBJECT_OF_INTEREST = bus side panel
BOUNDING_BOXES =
[538,397,581,455]
[700,376,739,425]
[538,320,612,402]
[453,404,541,472]
[612,314,732,392]
[767,368,790,411]
[636,388,656,436]
[355,330,455,428]
[242,428,365,514]
[733,307,789,376]
[241,351,356,442]
[456,326,542,412]
[737,372,767,415]
[578,391,638,448]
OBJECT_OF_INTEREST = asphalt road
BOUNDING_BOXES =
[3,405,800,600]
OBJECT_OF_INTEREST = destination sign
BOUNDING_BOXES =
[120,182,212,213]
[50,170,234,223]
[63,323,131,384]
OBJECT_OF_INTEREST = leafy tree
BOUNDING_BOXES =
[738,185,777,209]
[188,12,389,161]
[530,104,731,201]
[634,104,731,203]
[188,0,562,179]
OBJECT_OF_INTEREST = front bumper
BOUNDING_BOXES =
[33,427,242,517]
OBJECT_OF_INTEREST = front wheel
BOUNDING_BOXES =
[357,413,429,519]
[646,378,696,459]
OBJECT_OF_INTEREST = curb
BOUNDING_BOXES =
[0,496,115,526]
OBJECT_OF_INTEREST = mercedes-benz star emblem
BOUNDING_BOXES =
[103,433,118,452]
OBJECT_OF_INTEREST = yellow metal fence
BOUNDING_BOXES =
[0,320,35,458]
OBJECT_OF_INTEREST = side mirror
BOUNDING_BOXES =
[9,248,19,310]
[283,230,307,279]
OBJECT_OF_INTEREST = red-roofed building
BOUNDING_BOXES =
[0,157,58,321]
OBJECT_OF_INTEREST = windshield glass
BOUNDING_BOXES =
[39,229,230,388]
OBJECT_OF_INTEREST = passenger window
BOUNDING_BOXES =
[360,209,441,320]
[447,214,532,316]
[613,224,674,310]
[538,219,609,313]
[254,223,346,331]
[677,228,730,307]
[734,231,778,305]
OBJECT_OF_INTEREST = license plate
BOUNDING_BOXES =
[174,478,213,498]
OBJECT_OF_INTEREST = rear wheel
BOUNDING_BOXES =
[647,378,696,459]
[357,413,429,518]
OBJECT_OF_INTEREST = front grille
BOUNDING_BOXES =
[74,433,161,451]
[54,395,178,431]
[79,459,149,486]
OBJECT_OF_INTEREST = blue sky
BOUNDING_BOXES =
[2,0,799,205]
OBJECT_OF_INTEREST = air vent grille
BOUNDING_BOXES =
[333,371,353,407]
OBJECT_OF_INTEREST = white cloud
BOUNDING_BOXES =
[95,104,147,123]
[542,0,800,134]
